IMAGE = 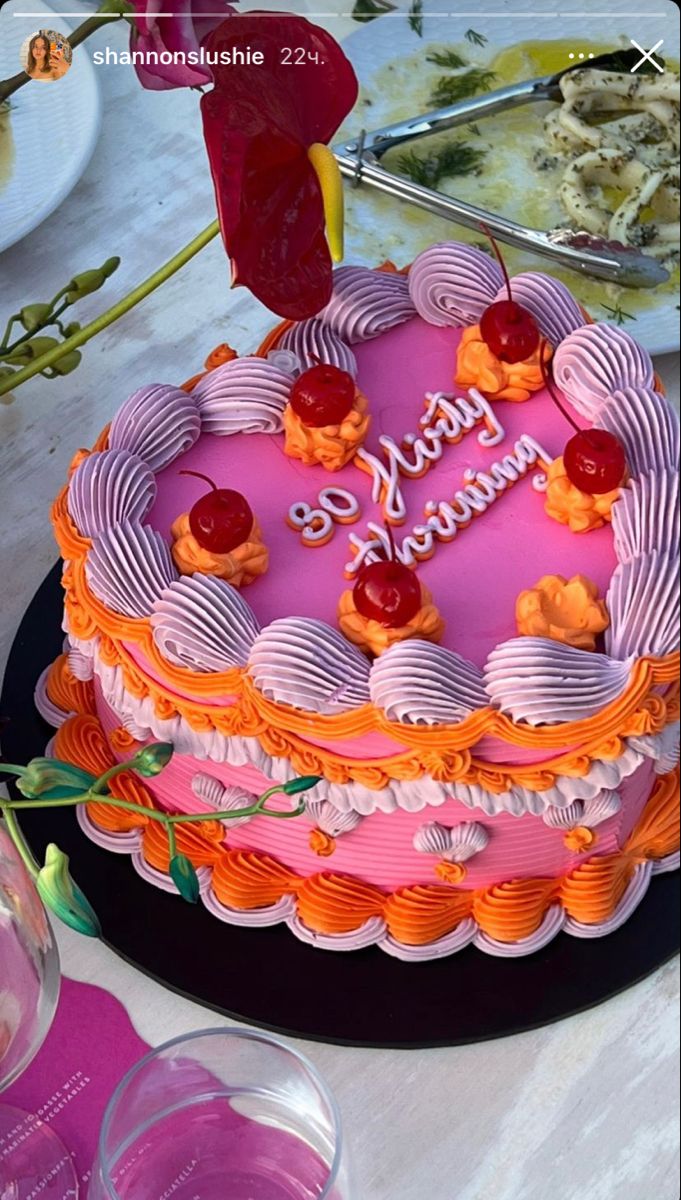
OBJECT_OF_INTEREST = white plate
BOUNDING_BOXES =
[0,0,101,253]
[339,2,679,354]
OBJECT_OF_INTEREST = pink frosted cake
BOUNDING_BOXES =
[40,242,680,960]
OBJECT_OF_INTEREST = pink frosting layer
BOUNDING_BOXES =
[144,318,616,671]
[97,692,654,892]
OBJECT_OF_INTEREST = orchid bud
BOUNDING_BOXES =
[17,757,97,800]
[130,743,174,777]
[20,303,51,332]
[52,350,83,376]
[169,853,200,904]
[36,844,101,938]
[281,775,322,795]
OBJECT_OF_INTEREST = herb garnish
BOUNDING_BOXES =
[396,141,486,188]
[408,0,424,36]
[465,29,488,47]
[430,69,497,106]
[426,49,468,69]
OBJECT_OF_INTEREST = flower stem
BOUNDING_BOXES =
[0,805,40,879]
[0,220,220,399]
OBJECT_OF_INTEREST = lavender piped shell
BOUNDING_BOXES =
[278,320,357,378]
[483,638,632,725]
[413,820,489,861]
[542,802,585,831]
[151,575,260,672]
[552,324,655,418]
[596,387,680,475]
[67,449,157,538]
[612,473,680,563]
[369,641,487,725]
[408,242,503,327]
[319,266,415,343]
[191,774,256,828]
[248,618,371,714]
[306,799,363,838]
[86,520,177,619]
[109,385,201,471]
[606,550,680,660]
[191,358,293,435]
[494,273,586,347]
[583,789,621,827]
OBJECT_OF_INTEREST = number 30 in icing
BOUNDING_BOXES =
[288,488,360,547]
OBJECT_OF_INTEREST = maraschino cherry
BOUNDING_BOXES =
[180,470,253,553]
[478,229,540,364]
[353,526,422,628]
[290,363,355,428]
[540,346,626,495]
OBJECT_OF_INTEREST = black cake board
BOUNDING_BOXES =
[1,564,678,1049]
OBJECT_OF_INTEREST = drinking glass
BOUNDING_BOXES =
[89,1028,354,1200]
[0,822,79,1198]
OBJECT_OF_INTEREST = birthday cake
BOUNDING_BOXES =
[39,241,680,960]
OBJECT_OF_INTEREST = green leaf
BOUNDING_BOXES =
[17,757,98,800]
[62,322,81,338]
[51,350,83,376]
[281,775,322,796]
[36,844,101,937]
[169,853,200,904]
[130,742,174,777]
[19,303,51,333]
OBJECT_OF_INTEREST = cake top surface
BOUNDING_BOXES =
[56,241,679,752]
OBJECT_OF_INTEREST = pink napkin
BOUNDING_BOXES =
[3,977,150,1189]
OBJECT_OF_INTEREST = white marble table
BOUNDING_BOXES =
[1,2,679,1196]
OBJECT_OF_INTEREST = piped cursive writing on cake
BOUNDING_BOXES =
[354,388,506,524]
[345,434,554,575]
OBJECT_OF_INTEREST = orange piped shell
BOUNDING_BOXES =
[309,829,336,857]
[384,885,472,946]
[212,851,301,910]
[472,878,558,942]
[46,653,96,717]
[295,874,385,934]
[564,826,597,853]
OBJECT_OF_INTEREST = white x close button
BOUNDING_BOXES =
[630,38,665,73]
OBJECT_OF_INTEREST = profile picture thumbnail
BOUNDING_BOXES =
[21,30,72,82]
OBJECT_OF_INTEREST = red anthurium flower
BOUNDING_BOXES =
[129,0,237,91]
[201,14,359,320]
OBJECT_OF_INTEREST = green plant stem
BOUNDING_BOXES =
[0,12,123,105]
[2,791,306,822]
[0,221,220,399]
[90,760,134,796]
[2,302,71,358]
[0,805,40,879]
[166,819,178,860]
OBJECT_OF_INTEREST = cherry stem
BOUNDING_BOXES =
[480,223,512,304]
[539,340,581,435]
[384,520,398,563]
[179,469,219,492]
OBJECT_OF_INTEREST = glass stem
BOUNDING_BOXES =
[0,806,40,879]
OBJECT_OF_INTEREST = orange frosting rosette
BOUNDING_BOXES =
[284,389,370,471]
[455,325,550,402]
[544,456,619,533]
[170,514,268,586]
[516,573,609,652]
[338,581,445,656]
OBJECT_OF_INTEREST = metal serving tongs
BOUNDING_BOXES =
[333,47,670,288]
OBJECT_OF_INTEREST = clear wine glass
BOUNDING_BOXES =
[89,1028,354,1200]
[0,821,79,1199]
